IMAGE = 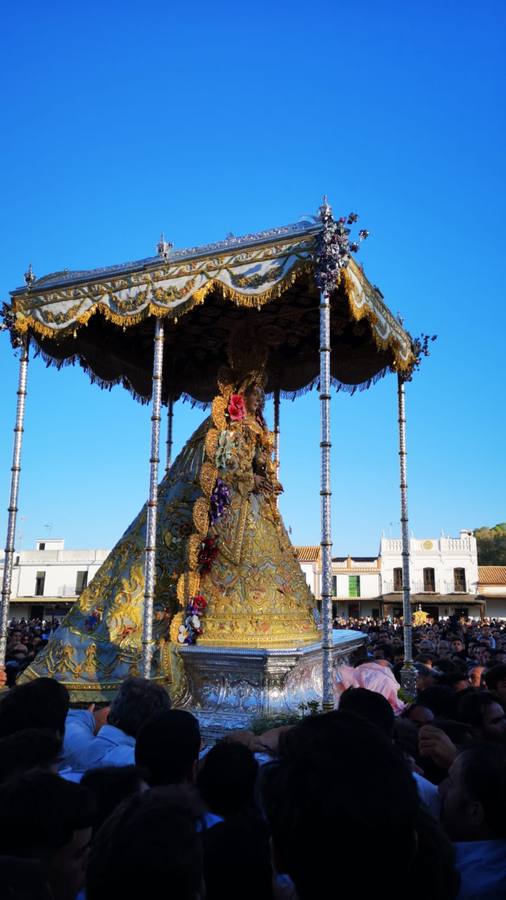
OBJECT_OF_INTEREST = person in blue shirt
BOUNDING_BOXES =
[439,744,506,899]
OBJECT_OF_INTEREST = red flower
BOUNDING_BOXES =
[198,537,219,574]
[193,595,207,610]
[228,393,246,422]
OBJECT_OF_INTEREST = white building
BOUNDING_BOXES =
[2,532,503,623]
[380,530,482,619]
[0,539,110,621]
[477,566,506,618]
[297,529,490,620]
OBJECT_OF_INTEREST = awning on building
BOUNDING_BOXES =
[10,597,75,604]
[382,593,483,606]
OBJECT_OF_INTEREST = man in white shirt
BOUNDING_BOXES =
[62,677,171,773]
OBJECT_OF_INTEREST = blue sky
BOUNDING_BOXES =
[1,0,505,556]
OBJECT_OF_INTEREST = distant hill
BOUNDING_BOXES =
[474,523,506,565]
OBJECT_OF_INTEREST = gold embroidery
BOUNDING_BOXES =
[211,396,228,430]
[199,461,218,498]
[192,497,209,535]
[205,428,219,461]
[176,571,200,605]
[187,533,202,570]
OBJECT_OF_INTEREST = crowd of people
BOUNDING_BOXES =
[3,618,60,687]
[0,615,504,899]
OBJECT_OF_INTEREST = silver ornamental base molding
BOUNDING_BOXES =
[177,630,366,740]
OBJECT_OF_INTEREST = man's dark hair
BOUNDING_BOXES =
[436,659,461,675]
[0,729,61,782]
[202,814,273,900]
[86,786,203,900]
[484,664,506,693]
[108,677,170,738]
[0,678,69,738]
[457,691,497,728]
[458,691,501,730]
[432,718,473,747]
[373,643,394,662]
[263,712,421,900]
[459,744,506,838]
[438,672,469,690]
[338,687,395,738]
[0,856,53,900]
[197,742,259,818]
[135,710,200,786]
[409,809,460,899]
[0,769,96,859]
[414,652,439,666]
[416,686,457,718]
[81,765,147,831]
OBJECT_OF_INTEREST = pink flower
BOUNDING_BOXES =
[228,394,246,422]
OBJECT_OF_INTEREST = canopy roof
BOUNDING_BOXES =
[8,216,415,403]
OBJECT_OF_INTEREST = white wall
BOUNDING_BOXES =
[0,543,110,599]
[298,561,319,597]
[380,532,478,596]
[483,599,506,617]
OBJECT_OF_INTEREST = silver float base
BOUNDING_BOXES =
[177,629,365,740]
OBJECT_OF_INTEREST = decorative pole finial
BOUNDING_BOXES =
[319,195,332,220]
[24,264,36,287]
[314,200,370,294]
[156,233,173,259]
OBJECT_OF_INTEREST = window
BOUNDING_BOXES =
[75,571,88,595]
[393,567,403,591]
[348,575,361,598]
[35,571,45,596]
[423,568,436,592]
[454,568,466,592]
[372,608,380,619]
[348,603,360,618]
[331,575,337,597]
[38,542,45,551]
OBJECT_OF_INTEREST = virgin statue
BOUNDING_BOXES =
[21,338,320,700]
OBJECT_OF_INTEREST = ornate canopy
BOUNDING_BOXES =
[7,217,415,403]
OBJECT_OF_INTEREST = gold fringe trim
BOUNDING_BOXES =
[12,261,312,340]
[341,266,415,372]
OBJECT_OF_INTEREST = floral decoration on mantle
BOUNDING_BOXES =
[198,537,219,575]
[227,393,246,422]
[210,478,231,526]
[84,609,101,632]
[177,595,208,644]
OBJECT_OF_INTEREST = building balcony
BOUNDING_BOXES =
[382,580,473,596]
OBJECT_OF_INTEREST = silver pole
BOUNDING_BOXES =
[141,319,165,678]
[397,373,416,698]
[165,395,174,475]
[320,289,334,711]
[273,388,280,507]
[0,338,29,663]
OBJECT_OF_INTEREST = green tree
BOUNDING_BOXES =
[474,523,506,565]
